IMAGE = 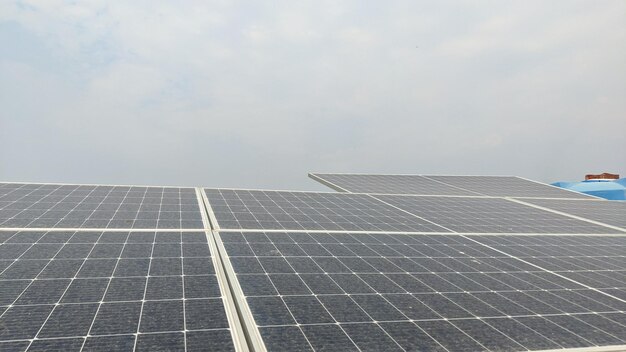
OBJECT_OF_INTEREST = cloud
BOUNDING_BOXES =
[1,0,625,189]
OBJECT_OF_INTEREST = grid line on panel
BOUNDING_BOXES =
[217,231,626,351]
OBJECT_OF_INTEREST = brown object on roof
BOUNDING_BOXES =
[585,173,619,180]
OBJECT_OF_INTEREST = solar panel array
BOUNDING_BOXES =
[2,175,625,352]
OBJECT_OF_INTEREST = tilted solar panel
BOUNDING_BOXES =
[308,173,480,196]
[309,173,593,199]
[426,175,593,199]
[0,183,204,229]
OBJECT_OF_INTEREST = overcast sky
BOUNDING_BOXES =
[1,1,624,191]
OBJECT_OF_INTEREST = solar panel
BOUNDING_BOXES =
[310,174,593,199]
[309,173,480,196]
[372,195,619,234]
[426,175,593,199]
[518,198,626,231]
[0,229,237,351]
[216,231,626,351]
[0,183,203,229]
[204,189,449,232]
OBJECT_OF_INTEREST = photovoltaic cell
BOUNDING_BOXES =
[0,183,203,229]
[0,230,236,351]
[373,195,619,234]
[519,198,626,231]
[204,189,449,232]
[219,231,626,351]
